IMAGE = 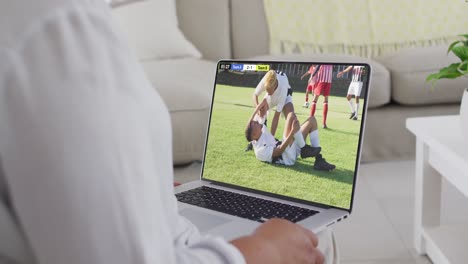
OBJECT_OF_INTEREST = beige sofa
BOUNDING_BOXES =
[111,0,466,165]
[171,0,465,164]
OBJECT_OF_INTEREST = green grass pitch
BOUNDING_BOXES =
[202,84,364,209]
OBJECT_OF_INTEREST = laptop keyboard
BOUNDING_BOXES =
[176,186,319,223]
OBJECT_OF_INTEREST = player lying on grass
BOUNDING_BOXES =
[245,99,336,171]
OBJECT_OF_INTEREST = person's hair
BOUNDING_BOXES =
[245,122,253,142]
[264,70,278,94]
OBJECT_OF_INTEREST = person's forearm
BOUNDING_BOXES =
[248,98,266,123]
[272,131,295,157]
[343,66,353,73]
[252,94,259,106]
[282,133,295,149]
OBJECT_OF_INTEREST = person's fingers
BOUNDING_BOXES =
[301,227,319,248]
[313,248,325,264]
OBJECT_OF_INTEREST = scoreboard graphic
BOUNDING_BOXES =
[219,63,270,72]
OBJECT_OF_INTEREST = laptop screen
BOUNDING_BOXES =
[202,61,371,211]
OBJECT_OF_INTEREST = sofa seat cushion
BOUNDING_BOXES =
[141,59,216,164]
[375,45,467,105]
[250,54,391,109]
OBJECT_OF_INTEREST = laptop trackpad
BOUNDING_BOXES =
[180,208,232,233]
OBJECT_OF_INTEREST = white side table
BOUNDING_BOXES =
[406,115,468,264]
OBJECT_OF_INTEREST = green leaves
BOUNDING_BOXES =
[427,63,463,81]
[452,46,468,62]
[427,34,468,88]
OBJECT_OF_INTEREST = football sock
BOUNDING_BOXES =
[323,102,328,126]
[348,99,354,113]
[305,93,309,102]
[355,103,360,118]
[294,130,306,148]
[309,130,320,147]
[310,102,316,116]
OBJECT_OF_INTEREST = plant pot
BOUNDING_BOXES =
[461,88,468,139]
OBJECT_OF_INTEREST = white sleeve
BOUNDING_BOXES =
[254,145,274,163]
[0,5,244,264]
[253,130,274,163]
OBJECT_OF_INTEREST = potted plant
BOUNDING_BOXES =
[427,34,468,136]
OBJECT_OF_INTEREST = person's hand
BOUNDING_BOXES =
[231,219,324,264]
[255,98,268,112]
[337,71,344,78]
[257,104,268,117]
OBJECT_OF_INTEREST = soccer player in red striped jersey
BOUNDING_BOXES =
[338,65,365,120]
[309,64,333,128]
[300,65,318,108]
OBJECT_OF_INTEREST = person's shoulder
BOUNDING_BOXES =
[277,74,290,88]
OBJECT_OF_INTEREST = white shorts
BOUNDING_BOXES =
[278,140,300,166]
[347,81,363,97]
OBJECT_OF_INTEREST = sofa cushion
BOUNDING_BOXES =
[250,54,391,109]
[375,45,467,105]
[176,0,231,61]
[111,0,201,61]
[141,59,216,164]
[231,0,270,59]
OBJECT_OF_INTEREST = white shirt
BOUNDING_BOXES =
[254,72,290,113]
[0,1,244,264]
[351,66,365,82]
[252,126,276,163]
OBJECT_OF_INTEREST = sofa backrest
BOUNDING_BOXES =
[176,0,232,61]
[230,0,269,59]
[176,0,270,60]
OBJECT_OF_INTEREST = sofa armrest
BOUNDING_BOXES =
[176,0,231,61]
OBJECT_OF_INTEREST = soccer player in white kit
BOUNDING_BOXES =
[337,66,366,120]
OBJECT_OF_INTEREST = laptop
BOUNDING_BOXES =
[175,60,371,240]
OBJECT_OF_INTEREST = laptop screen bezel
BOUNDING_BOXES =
[200,60,372,214]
